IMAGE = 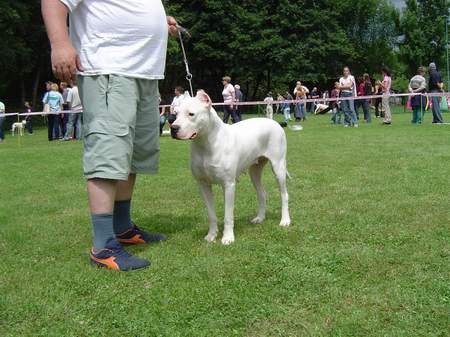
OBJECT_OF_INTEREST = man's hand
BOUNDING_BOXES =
[42,0,84,82]
[51,42,84,82]
[167,16,178,37]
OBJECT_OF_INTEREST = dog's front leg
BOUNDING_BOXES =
[199,182,218,242]
[222,181,236,245]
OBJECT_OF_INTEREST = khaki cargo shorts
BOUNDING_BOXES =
[78,75,160,181]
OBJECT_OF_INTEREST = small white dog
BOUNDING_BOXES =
[171,90,291,245]
[12,120,27,136]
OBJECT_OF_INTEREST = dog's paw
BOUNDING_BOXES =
[251,216,265,224]
[204,232,217,242]
[279,218,291,227]
[221,234,235,245]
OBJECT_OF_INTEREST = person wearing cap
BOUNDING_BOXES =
[222,76,240,123]
[234,84,243,120]
[408,66,427,124]
[428,62,444,124]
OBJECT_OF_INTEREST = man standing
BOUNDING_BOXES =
[428,62,445,124]
[59,81,71,136]
[42,0,178,271]
[63,79,82,140]
[0,100,5,142]
[167,86,190,128]
[170,86,189,116]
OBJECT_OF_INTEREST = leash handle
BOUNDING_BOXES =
[176,25,194,97]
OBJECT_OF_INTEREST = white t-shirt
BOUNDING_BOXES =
[222,84,235,104]
[339,75,356,94]
[0,101,5,113]
[293,86,309,97]
[61,0,168,79]
[171,92,191,114]
[264,96,274,107]
[66,86,82,110]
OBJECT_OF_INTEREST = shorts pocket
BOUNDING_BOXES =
[83,119,129,137]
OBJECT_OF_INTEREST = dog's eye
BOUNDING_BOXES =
[189,113,195,117]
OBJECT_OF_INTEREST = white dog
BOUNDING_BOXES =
[171,90,291,245]
[12,120,27,136]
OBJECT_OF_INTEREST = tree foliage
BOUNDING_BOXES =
[0,0,449,107]
[400,0,449,76]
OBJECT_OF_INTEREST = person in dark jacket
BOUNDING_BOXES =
[428,62,444,124]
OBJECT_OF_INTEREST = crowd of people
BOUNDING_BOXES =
[157,62,447,132]
[270,63,446,127]
[42,79,82,141]
[1,62,447,144]
[0,79,82,143]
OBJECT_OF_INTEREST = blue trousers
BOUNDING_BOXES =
[341,92,357,126]
[294,103,305,119]
[223,105,240,124]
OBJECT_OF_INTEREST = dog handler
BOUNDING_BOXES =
[42,0,178,271]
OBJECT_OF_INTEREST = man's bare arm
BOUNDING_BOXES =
[41,0,83,82]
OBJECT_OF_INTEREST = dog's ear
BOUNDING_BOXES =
[196,90,212,109]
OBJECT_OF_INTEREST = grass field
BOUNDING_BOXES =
[0,109,449,337]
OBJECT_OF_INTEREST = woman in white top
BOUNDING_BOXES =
[222,76,240,123]
[338,66,358,127]
[381,66,392,125]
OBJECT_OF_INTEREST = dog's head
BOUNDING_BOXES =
[170,90,214,140]
[21,120,27,125]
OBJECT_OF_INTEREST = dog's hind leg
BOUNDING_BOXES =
[250,158,268,224]
[270,159,291,227]
[221,181,236,245]
[199,182,218,242]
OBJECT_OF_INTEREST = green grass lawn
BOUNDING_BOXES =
[0,109,449,337]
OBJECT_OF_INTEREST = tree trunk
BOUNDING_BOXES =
[20,77,26,106]
[251,74,262,101]
[32,59,42,109]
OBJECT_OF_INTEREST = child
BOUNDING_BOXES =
[280,94,292,122]
[330,82,341,124]
[264,92,274,119]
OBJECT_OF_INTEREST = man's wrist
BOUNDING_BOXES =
[50,39,72,49]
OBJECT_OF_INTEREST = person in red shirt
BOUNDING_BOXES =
[355,74,373,123]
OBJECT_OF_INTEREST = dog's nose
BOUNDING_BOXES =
[170,125,180,139]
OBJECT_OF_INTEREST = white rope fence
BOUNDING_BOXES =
[2,92,449,117]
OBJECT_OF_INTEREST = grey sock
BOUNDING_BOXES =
[113,200,133,235]
[91,213,115,250]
